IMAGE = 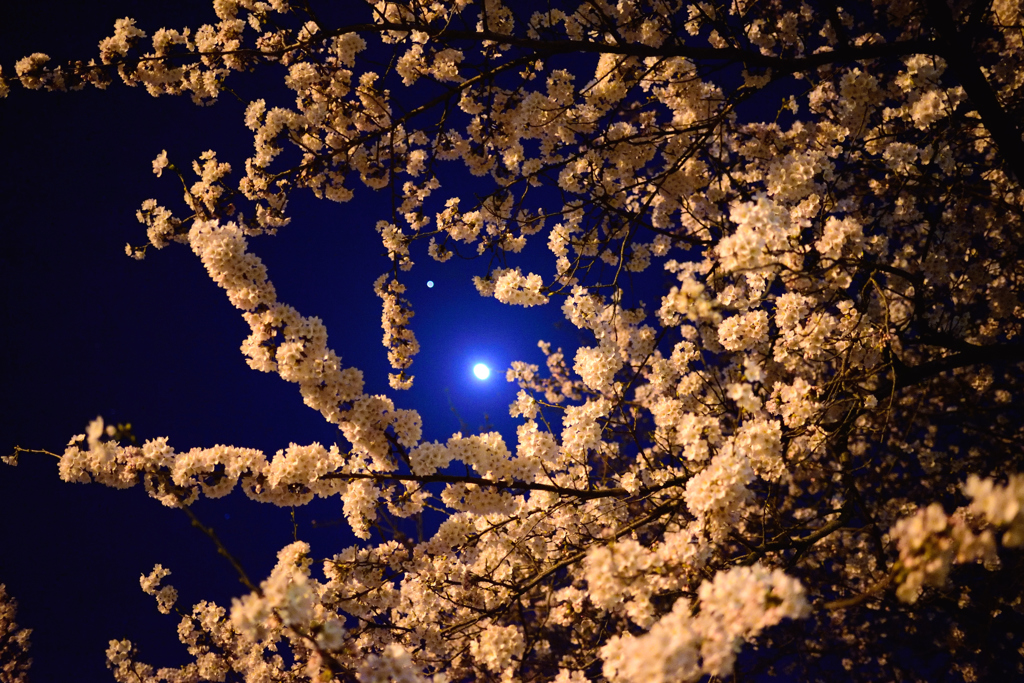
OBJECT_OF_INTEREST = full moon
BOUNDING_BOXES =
[473,363,490,380]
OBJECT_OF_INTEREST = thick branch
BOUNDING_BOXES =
[895,339,1024,390]
[320,470,629,500]
[824,569,897,610]
[927,0,1024,184]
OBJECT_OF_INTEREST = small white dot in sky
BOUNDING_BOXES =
[427,280,434,288]
[473,363,490,380]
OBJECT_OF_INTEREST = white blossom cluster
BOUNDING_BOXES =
[600,565,809,683]
[889,490,1002,604]
[140,565,178,615]
[964,473,1024,546]
[470,622,525,675]
[375,274,420,390]
[0,584,32,683]
[492,267,549,307]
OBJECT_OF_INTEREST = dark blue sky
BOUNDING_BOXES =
[0,2,587,679]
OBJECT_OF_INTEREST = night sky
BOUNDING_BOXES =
[0,2,592,679]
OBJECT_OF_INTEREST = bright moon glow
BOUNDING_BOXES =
[427,280,434,288]
[473,363,490,380]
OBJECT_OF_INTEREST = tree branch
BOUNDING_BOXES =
[926,0,1024,184]
[320,470,629,500]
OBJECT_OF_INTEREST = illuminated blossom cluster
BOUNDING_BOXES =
[599,565,809,683]
[683,444,755,538]
[140,565,178,615]
[375,274,420,390]
[0,584,31,683]
[573,343,622,393]
[492,267,549,307]
[889,495,1000,604]
[964,474,1024,546]
[470,622,525,674]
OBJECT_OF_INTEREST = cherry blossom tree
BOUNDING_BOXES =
[5,0,1024,680]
